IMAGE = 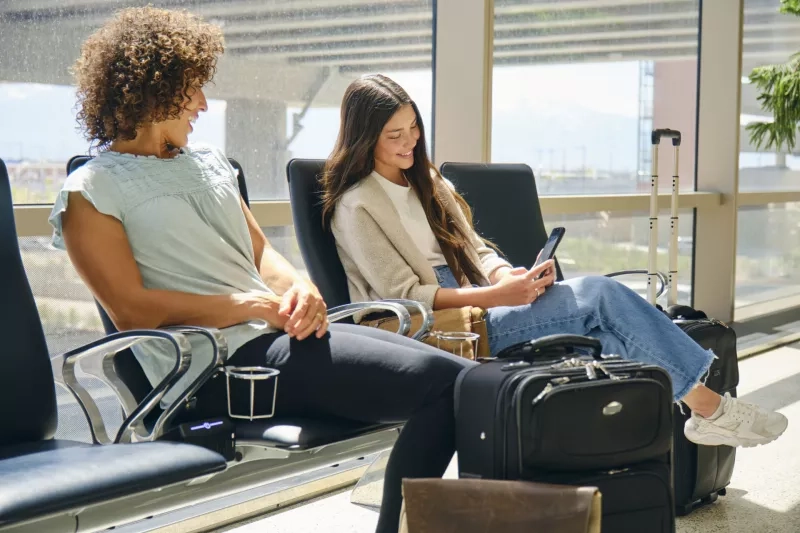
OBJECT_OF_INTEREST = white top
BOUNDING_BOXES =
[370,171,448,268]
[49,143,274,405]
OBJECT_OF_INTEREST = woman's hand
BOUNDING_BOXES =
[232,291,287,330]
[486,260,556,307]
[279,280,329,340]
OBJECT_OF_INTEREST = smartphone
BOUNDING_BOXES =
[532,227,565,278]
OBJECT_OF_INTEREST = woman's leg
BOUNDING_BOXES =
[485,275,787,447]
[193,323,474,533]
[486,275,714,399]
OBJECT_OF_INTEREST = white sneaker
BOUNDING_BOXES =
[684,393,788,448]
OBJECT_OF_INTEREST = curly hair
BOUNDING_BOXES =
[72,6,224,149]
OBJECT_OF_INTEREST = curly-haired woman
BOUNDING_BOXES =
[48,8,473,533]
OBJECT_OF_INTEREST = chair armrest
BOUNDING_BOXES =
[137,326,228,443]
[604,269,668,300]
[60,326,227,445]
[327,302,412,336]
[383,299,435,341]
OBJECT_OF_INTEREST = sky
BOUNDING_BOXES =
[0,61,774,171]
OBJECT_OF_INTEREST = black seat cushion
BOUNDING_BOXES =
[235,417,397,449]
[0,440,226,527]
[0,438,86,461]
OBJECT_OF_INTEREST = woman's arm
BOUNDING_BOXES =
[240,197,307,296]
[61,192,284,331]
[240,198,328,339]
[434,261,554,310]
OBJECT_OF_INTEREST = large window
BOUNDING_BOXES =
[736,0,800,317]
[739,0,800,191]
[490,0,701,305]
[736,203,800,318]
[491,0,701,196]
[0,1,434,203]
[545,210,695,306]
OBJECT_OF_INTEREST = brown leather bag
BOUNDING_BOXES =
[362,306,489,360]
[398,478,602,533]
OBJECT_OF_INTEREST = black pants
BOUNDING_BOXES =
[189,322,476,533]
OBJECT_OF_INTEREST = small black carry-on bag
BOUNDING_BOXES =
[455,334,676,533]
[648,129,739,516]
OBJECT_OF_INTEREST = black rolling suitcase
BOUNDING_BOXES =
[455,334,675,533]
[648,129,740,515]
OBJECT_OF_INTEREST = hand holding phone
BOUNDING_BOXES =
[531,227,565,280]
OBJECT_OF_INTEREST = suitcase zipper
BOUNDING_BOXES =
[673,318,728,331]
[497,368,540,477]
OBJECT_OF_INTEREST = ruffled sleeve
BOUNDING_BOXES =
[48,165,124,250]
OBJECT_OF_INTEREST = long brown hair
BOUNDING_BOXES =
[321,74,489,287]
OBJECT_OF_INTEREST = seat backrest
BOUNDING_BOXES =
[286,159,352,309]
[439,162,564,280]
[0,158,58,446]
[65,153,250,404]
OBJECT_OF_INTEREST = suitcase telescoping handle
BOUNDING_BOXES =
[649,128,682,307]
[522,334,603,363]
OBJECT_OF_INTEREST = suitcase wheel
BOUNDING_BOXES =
[701,492,719,506]
[718,488,727,497]
[676,504,694,517]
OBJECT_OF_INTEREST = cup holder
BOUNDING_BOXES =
[223,366,280,421]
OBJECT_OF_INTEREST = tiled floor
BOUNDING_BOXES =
[221,344,800,533]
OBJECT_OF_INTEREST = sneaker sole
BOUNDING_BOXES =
[685,422,788,448]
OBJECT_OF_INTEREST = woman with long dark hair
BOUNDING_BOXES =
[322,73,788,451]
[49,9,473,533]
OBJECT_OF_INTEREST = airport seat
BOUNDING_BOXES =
[285,158,434,339]
[0,157,227,533]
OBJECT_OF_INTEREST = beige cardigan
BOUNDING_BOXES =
[330,173,512,313]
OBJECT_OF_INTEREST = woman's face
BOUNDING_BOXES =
[159,85,208,148]
[374,104,421,176]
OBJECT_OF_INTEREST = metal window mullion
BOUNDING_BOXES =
[432,0,494,165]
[692,0,744,322]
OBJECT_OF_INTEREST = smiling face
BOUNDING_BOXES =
[155,85,207,149]
[373,104,421,180]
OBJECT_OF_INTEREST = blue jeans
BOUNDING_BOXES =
[433,266,714,402]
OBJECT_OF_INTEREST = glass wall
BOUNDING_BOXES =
[490,0,701,302]
[491,0,700,195]
[0,0,434,442]
[739,0,800,190]
[545,210,695,305]
[1,1,433,203]
[736,203,800,317]
[736,0,800,316]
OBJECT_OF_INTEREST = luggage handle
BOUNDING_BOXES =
[522,334,603,363]
[649,127,682,307]
[651,128,682,146]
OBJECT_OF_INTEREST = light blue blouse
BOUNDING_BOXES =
[49,143,275,405]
